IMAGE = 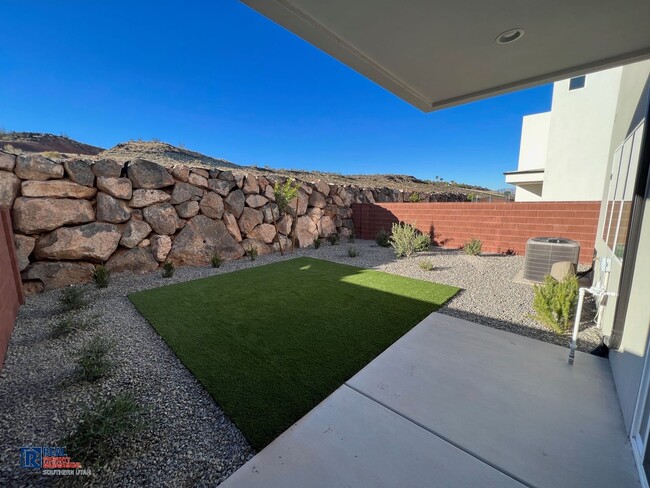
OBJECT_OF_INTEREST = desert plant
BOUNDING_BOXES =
[63,393,147,465]
[51,315,97,339]
[328,233,340,245]
[347,232,356,243]
[42,151,61,159]
[161,261,175,278]
[59,287,87,312]
[211,253,223,268]
[532,275,579,334]
[389,222,429,258]
[375,228,390,247]
[75,336,115,383]
[313,237,322,249]
[245,246,258,261]
[414,233,431,252]
[272,179,301,255]
[408,192,421,202]
[347,246,360,257]
[93,265,110,288]
[419,260,435,271]
[464,238,482,256]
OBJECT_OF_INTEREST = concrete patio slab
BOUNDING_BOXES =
[222,313,639,488]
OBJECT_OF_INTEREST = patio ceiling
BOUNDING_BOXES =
[241,0,650,111]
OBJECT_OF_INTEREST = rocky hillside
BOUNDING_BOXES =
[0,132,103,156]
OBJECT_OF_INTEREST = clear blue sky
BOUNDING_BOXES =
[0,1,553,189]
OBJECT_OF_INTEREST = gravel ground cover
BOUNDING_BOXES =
[0,239,601,486]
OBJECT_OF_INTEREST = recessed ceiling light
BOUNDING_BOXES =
[496,28,525,45]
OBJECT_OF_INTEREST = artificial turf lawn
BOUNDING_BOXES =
[128,257,459,449]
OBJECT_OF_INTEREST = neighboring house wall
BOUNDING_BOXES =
[513,112,549,202]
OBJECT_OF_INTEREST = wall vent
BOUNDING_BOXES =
[523,237,580,282]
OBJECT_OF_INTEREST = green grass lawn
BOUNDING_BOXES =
[129,257,459,449]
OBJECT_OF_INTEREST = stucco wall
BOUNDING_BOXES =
[518,112,550,171]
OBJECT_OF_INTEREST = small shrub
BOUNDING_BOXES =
[59,287,87,312]
[347,246,360,257]
[375,228,390,247]
[503,248,516,256]
[463,238,482,256]
[313,237,322,249]
[63,393,147,465]
[42,151,61,159]
[347,232,356,243]
[51,315,97,339]
[75,336,115,383]
[328,233,340,245]
[245,246,258,261]
[419,260,435,271]
[93,265,110,288]
[414,233,431,252]
[532,275,579,334]
[211,253,223,268]
[389,222,429,258]
[161,261,175,278]
[408,192,421,202]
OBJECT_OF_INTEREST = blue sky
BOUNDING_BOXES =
[0,1,553,189]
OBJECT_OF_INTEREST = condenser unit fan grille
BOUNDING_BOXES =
[523,237,580,282]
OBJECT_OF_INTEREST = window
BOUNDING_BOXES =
[569,76,586,90]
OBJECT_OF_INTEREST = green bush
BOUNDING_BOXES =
[419,260,434,271]
[375,228,390,247]
[389,222,429,257]
[63,393,147,465]
[59,287,87,312]
[313,237,322,249]
[348,232,356,243]
[408,192,421,202]
[246,246,258,261]
[328,233,340,245]
[532,275,579,334]
[211,253,223,268]
[161,261,175,278]
[51,315,97,339]
[93,265,110,288]
[463,238,482,255]
[347,246,360,257]
[75,336,115,382]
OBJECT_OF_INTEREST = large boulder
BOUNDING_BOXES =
[0,151,16,171]
[167,215,244,266]
[224,189,245,218]
[314,180,330,195]
[120,219,152,248]
[0,171,21,207]
[307,206,323,223]
[169,182,203,204]
[175,201,200,219]
[238,207,263,235]
[318,215,337,237]
[288,191,309,216]
[277,214,292,235]
[295,215,318,247]
[128,159,175,189]
[106,247,159,275]
[261,203,279,223]
[96,176,132,200]
[242,174,259,194]
[129,189,171,208]
[218,170,235,182]
[14,155,64,180]
[308,190,327,209]
[12,197,94,234]
[171,164,190,182]
[188,173,209,189]
[241,238,272,256]
[64,159,95,186]
[92,159,123,178]
[22,261,95,291]
[143,202,182,235]
[199,192,224,219]
[247,223,276,244]
[223,211,242,242]
[246,194,268,209]
[151,234,172,262]
[21,179,97,199]
[96,192,131,223]
[208,178,236,196]
[34,222,121,262]
[14,234,35,271]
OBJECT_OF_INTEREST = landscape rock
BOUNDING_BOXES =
[242,174,259,194]
[271,235,292,254]
[96,192,131,223]
[143,202,182,235]
[550,261,577,281]
[128,159,175,189]
[120,219,152,248]
[224,189,245,218]
[208,178,236,196]
[22,261,95,291]
[175,201,200,219]
[247,223,276,244]
[318,215,337,237]
[264,185,275,201]
[218,171,235,182]
[12,197,94,234]
[64,159,95,187]
[314,180,330,195]
[261,203,279,223]
[307,207,323,223]
[199,192,224,219]
[277,214,292,235]
[151,235,172,262]
[192,168,209,178]
[0,171,21,207]
[92,159,124,177]
[22,281,44,296]
[21,179,97,199]
[0,151,16,171]
[170,182,203,204]
[138,238,151,248]
[223,211,242,242]
[234,173,245,188]
[14,234,35,271]
[241,238,272,256]
[34,222,121,262]
[308,190,327,209]
[106,247,159,274]
[238,207,263,235]
[188,173,209,189]
[96,176,132,199]
[295,215,318,247]
[171,165,190,182]
[245,194,268,208]
[288,191,309,216]
[129,188,171,208]
[167,215,244,265]
[15,155,64,181]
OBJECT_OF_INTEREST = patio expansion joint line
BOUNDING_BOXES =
[342,383,537,488]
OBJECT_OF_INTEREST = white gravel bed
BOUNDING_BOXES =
[0,239,601,486]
